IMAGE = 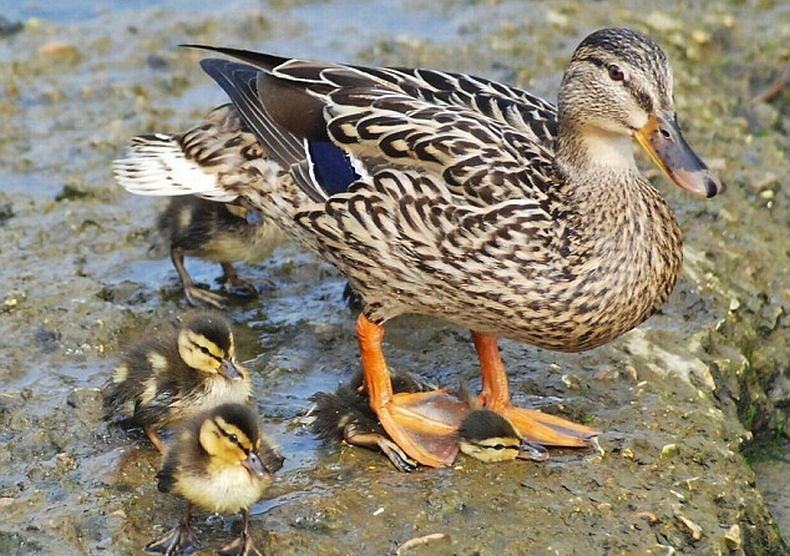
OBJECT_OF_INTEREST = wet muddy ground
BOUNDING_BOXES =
[0,0,787,554]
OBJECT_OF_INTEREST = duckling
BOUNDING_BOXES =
[155,194,282,309]
[146,403,283,556]
[311,370,430,472]
[311,372,547,470]
[103,313,252,453]
[458,409,548,463]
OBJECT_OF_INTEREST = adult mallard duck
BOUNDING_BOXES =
[118,28,720,468]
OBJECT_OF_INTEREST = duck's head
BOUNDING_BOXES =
[177,313,248,382]
[458,410,548,463]
[197,403,284,478]
[558,27,720,198]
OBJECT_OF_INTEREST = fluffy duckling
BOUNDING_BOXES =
[146,403,283,556]
[115,104,284,309]
[311,373,547,470]
[311,371,429,472]
[458,410,548,463]
[156,195,282,309]
[103,313,252,453]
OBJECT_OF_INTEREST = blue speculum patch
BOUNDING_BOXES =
[308,140,360,195]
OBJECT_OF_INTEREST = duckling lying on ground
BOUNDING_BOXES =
[103,313,252,453]
[310,372,547,471]
[155,194,282,309]
[146,403,283,556]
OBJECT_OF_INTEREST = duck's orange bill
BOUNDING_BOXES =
[634,112,721,198]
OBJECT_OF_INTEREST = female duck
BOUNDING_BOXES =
[119,28,720,468]
[103,313,251,453]
[146,403,283,555]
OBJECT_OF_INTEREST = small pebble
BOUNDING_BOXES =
[676,514,702,541]
[724,523,741,550]
[561,374,581,390]
[661,443,679,459]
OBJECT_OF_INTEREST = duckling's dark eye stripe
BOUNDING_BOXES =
[214,421,250,453]
[198,344,221,361]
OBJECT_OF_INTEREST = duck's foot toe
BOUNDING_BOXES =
[145,524,199,555]
[499,405,600,449]
[375,390,470,468]
[183,285,228,309]
[222,276,260,298]
[217,534,262,556]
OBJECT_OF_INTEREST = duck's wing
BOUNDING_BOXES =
[113,104,267,202]
[186,46,557,147]
[193,48,558,208]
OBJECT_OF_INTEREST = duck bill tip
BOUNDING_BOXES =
[634,112,721,198]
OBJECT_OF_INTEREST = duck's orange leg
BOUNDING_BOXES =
[474,332,599,447]
[357,314,468,467]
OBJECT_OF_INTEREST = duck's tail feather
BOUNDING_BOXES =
[113,133,239,202]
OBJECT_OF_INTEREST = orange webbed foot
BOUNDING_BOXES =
[376,390,470,468]
[500,406,599,448]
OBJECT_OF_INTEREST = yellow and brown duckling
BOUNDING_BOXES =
[114,104,284,309]
[103,313,251,453]
[146,402,283,556]
[311,371,430,472]
[457,409,547,464]
[156,195,282,309]
[311,372,547,471]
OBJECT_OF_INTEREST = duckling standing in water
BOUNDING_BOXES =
[311,372,547,471]
[115,104,284,309]
[146,403,283,556]
[156,195,282,309]
[103,313,252,453]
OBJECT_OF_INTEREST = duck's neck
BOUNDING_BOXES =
[555,123,636,177]
[548,121,684,347]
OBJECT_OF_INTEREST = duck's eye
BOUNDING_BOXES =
[198,345,211,356]
[607,65,625,82]
[228,434,238,443]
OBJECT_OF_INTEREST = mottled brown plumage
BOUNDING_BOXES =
[103,313,252,453]
[148,403,283,555]
[117,28,720,468]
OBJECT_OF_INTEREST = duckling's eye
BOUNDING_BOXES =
[198,345,212,356]
[228,434,238,443]
[607,65,625,82]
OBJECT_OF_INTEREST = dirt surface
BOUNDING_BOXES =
[0,0,787,554]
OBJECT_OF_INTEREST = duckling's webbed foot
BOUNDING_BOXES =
[217,535,262,556]
[184,284,229,310]
[217,510,262,556]
[218,262,260,298]
[171,247,229,309]
[343,423,418,473]
[145,505,198,555]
